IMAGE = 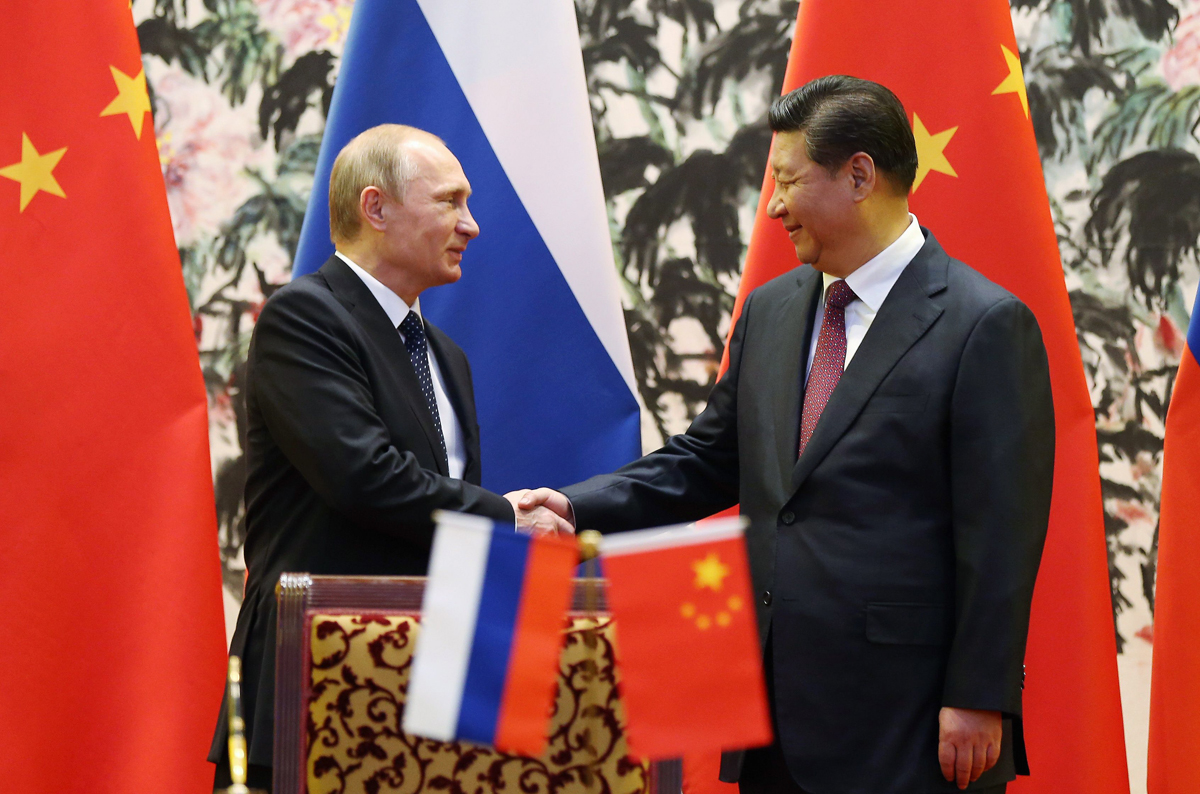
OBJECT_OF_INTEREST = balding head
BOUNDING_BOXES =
[328,124,447,245]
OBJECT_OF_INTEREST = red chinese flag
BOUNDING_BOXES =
[1147,285,1200,794]
[711,2,1128,793]
[0,3,226,793]
[601,518,771,759]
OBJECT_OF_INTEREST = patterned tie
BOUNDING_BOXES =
[399,312,448,465]
[799,279,858,455]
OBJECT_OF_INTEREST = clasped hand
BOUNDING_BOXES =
[503,487,575,537]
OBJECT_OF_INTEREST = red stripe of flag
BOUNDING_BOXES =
[494,533,578,755]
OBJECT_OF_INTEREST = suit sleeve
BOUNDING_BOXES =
[248,287,514,539]
[942,296,1054,716]
[562,292,753,531]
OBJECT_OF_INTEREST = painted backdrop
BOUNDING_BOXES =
[130,0,1200,787]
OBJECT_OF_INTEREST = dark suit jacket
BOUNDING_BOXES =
[562,231,1054,794]
[208,255,514,769]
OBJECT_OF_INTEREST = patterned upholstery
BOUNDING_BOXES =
[306,614,650,794]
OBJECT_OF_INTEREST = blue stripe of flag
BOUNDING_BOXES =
[1188,282,1200,365]
[455,529,531,743]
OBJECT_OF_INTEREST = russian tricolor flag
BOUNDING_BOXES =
[1147,284,1200,794]
[293,0,641,492]
[404,512,578,755]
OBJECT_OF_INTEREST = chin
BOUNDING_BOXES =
[792,245,817,266]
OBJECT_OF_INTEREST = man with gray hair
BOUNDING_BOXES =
[209,124,571,790]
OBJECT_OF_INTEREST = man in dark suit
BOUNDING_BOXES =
[209,124,572,790]
[518,76,1054,794]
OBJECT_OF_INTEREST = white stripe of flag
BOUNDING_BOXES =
[404,511,495,739]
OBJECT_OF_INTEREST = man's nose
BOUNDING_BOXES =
[458,206,479,239]
[766,188,784,219]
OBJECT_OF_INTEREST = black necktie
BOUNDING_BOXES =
[399,312,447,465]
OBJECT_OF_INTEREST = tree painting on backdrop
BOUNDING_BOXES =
[132,0,1198,736]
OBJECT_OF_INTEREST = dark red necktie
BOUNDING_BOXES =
[799,279,858,455]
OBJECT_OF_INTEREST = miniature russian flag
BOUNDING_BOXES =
[404,512,578,756]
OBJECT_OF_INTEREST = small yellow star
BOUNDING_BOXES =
[992,44,1030,119]
[692,552,731,591]
[100,65,152,139]
[0,133,67,212]
[911,113,958,193]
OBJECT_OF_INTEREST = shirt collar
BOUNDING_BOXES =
[821,214,925,311]
[335,251,421,329]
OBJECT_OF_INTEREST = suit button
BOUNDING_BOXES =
[762,591,772,606]
[781,511,795,525]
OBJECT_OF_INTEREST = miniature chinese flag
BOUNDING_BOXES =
[601,517,771,758]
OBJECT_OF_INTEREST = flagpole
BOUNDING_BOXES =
[224,657,250,794]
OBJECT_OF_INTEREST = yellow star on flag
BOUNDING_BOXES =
[101,65,152,139]
[692,552,731,591]
[0,133,67,212]
[912,113,958,193]
[992,44,1030,119]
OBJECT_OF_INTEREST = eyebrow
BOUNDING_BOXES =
[434,184,471,199]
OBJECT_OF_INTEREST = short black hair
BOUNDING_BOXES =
[768,75,918,193]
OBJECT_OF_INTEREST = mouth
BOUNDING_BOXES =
[784,224,803,238]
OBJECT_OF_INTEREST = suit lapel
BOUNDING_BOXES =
[319,256,450,476]
[790,232,949,494]
[770,267,821,491]
[425,322,480,477]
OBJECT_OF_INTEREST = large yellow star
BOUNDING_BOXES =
[100,65,152,139]
[992,44,1030,119]
[0,133,67,212]
[911,113,958,193]
[692,552,731,591]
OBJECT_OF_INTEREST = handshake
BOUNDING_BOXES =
[503,488,576,537]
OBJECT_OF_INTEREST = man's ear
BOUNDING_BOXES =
[360,186,387,232]
[846,152,877,201]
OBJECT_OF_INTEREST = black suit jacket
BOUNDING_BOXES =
[562,231,1054,793]
[208,255,514,768]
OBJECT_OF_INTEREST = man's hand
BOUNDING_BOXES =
[938,707,1002,789]
[517,488,576,526]
[504,490,575,537]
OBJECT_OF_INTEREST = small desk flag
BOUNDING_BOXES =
[601,517,771,758]
[405,512,577,756]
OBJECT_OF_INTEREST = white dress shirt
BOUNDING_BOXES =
[336,252,467,479]
[805,215,926,382]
